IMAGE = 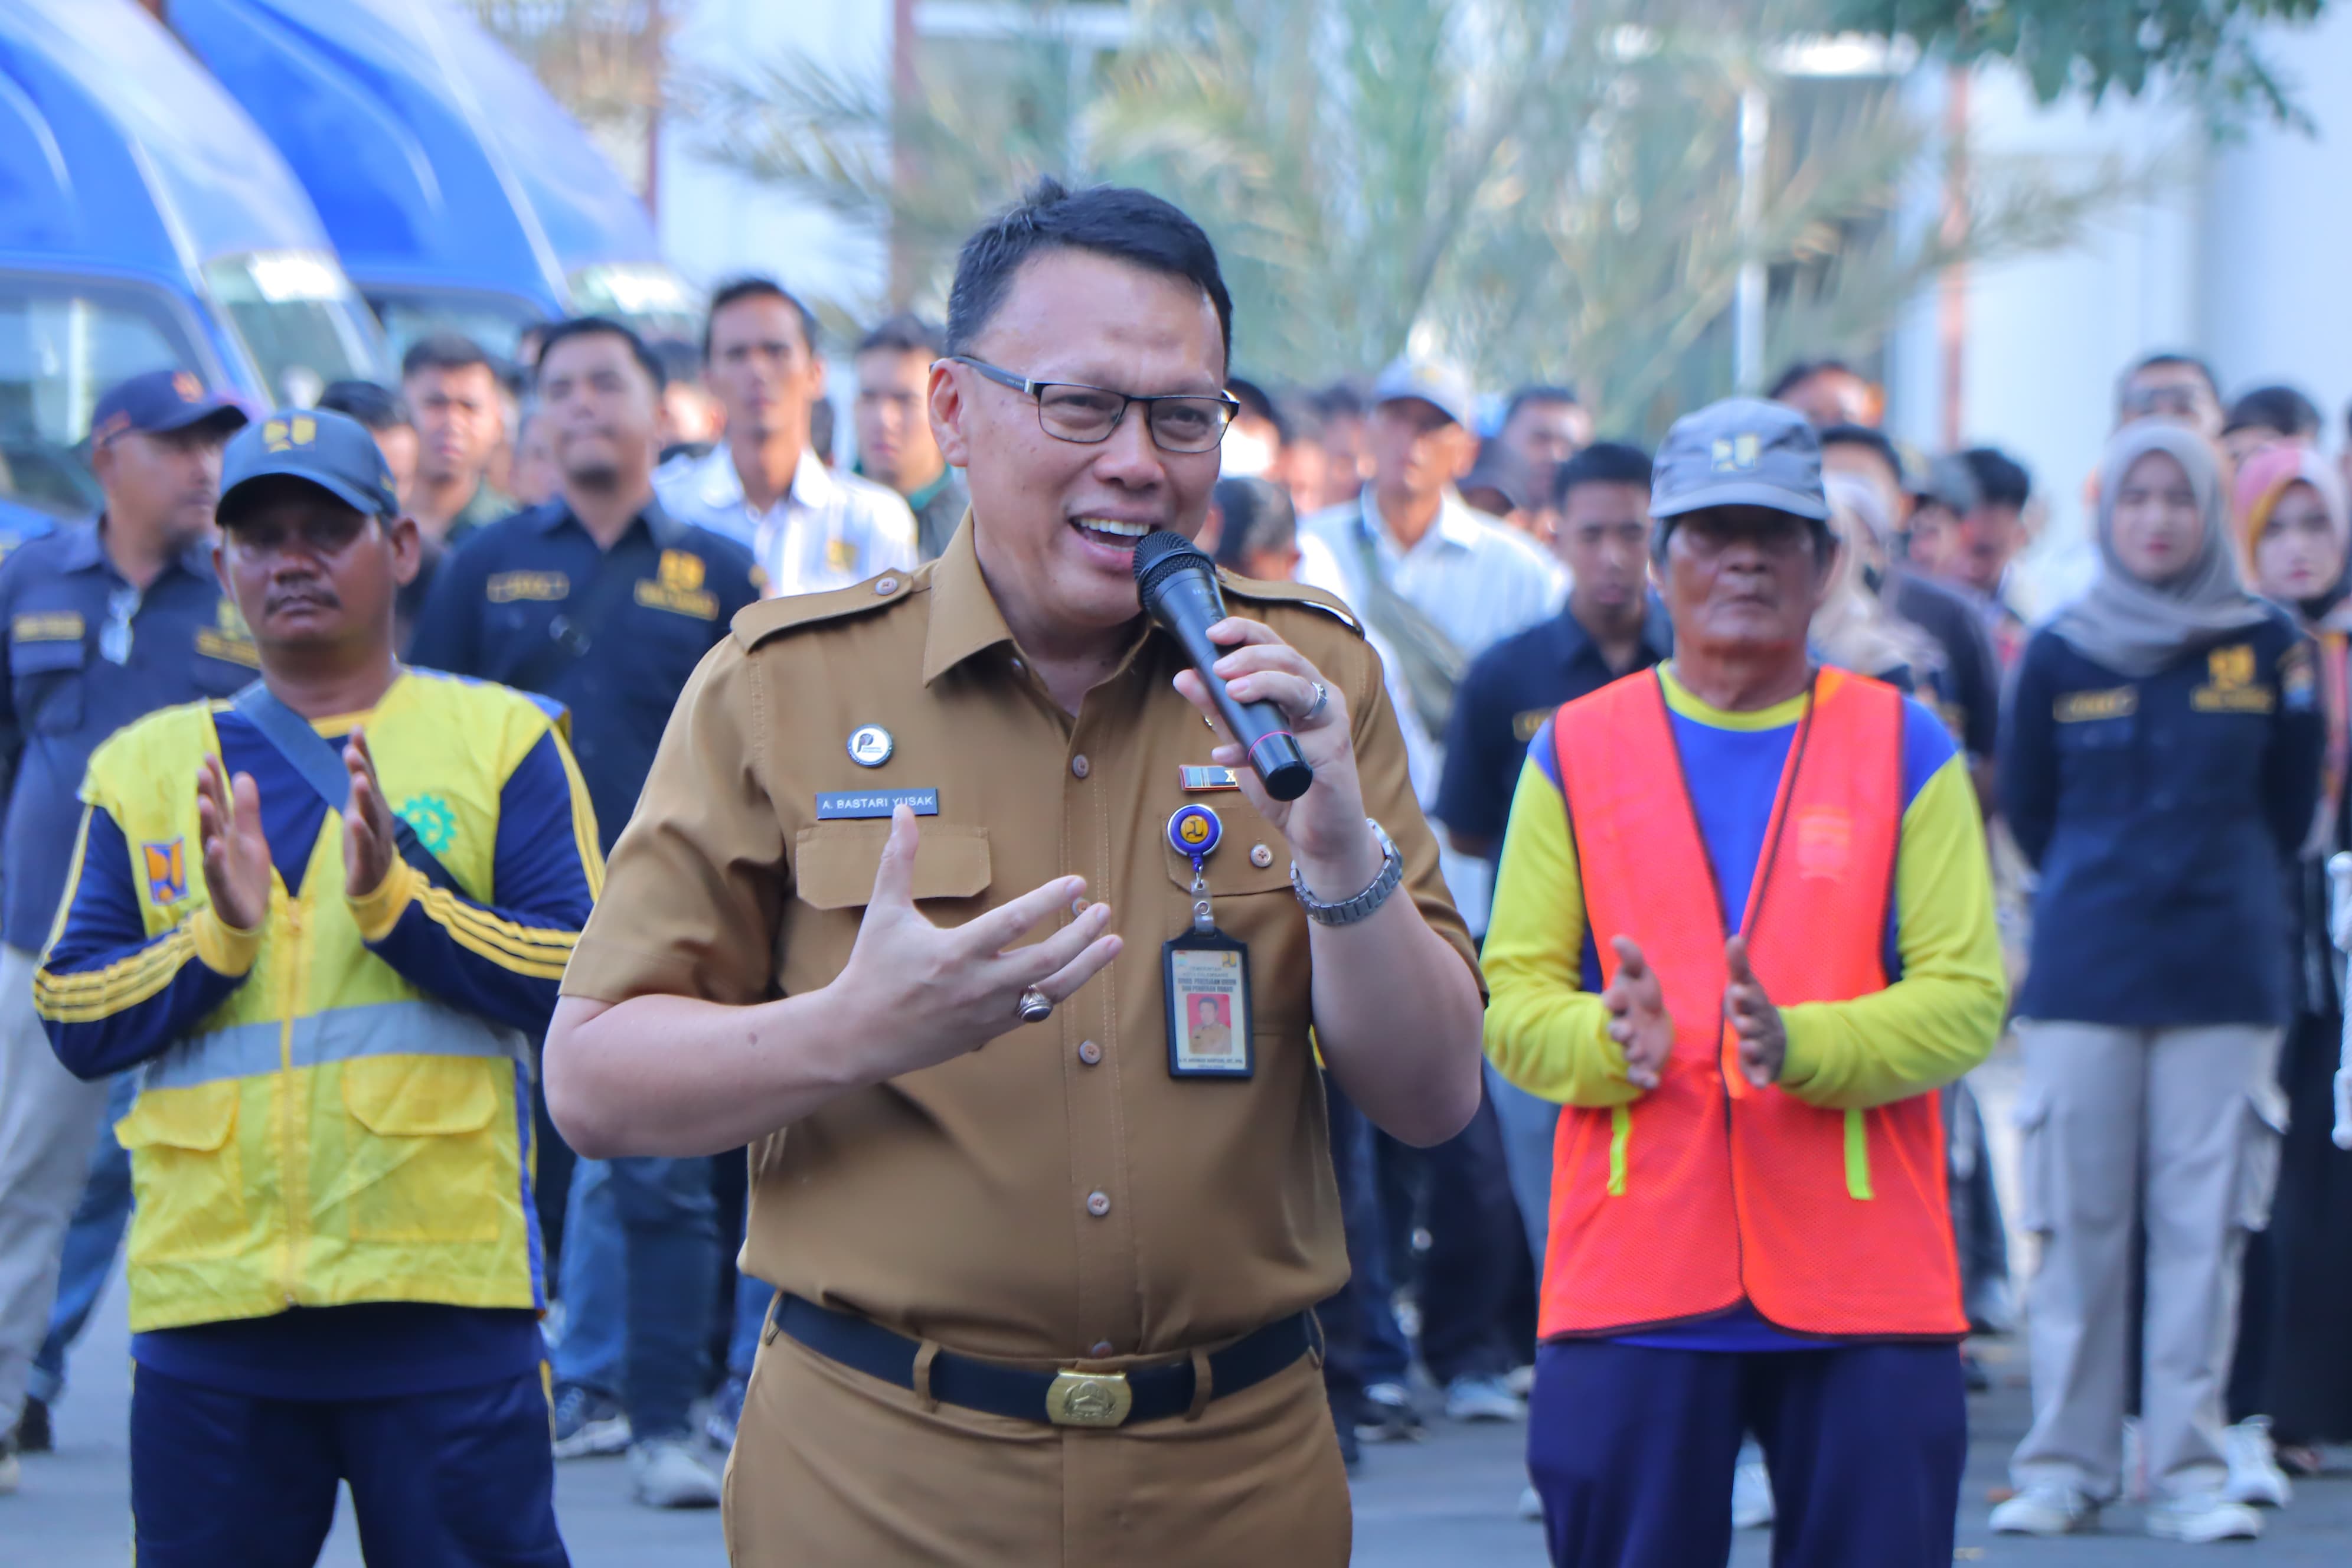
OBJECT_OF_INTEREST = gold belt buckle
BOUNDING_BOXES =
[1046,1368,1133,1427]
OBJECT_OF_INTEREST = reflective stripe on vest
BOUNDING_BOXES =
[138,999,527,1090]
[1543,667,1965,1340]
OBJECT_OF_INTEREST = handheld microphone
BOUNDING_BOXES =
[1133,530,1315,801]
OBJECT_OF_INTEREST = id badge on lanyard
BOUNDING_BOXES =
[1163,805,1255,1079]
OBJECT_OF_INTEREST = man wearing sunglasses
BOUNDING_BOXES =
[544,177,1485,1563]
[0,370,249,1491]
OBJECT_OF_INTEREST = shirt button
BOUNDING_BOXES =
[1090,1341,1113,1357]
[1078,1040,1102,1066]
[874,576,899,594]
[1250,843,1273,868]
[1086,1191,1110,1217]
[1070,754,1090,779]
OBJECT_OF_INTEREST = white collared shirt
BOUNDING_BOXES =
[1297,486,1566,661]
[655,445,918,597]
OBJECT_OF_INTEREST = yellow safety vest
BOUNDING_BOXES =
[63,673,574,1333]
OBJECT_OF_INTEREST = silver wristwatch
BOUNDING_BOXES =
[1291,819,1404,926]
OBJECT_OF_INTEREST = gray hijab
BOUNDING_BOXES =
[2052,421,2271,677]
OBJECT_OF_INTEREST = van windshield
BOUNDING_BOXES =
[367,290,542,366]
[204,251,387,409]
[0,277,210,520]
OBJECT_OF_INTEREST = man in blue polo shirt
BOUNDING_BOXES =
[1436,441,1670,1276]
[0,370,249,1490]
[409,315,762,1510]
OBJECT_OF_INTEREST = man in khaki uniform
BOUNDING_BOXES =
[545,178,1486,1563]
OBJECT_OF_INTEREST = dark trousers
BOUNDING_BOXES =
[1415,1081,1523,1384]
[1318,1078,1410,1417]
[1527,1338,1966,1568]
[130,1364,569,1568]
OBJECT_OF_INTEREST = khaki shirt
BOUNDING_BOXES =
[561,520,1475,1360]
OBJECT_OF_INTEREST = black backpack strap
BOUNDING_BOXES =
[229,681,457,892]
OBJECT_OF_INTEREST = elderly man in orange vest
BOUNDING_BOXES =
[1482,398,2007,1567]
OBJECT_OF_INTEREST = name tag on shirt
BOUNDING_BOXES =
[487,571,570,603]
[815,788,939,820]
[2054,687,2137,723]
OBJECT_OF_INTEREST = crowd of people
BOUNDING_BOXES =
[0,169,2346,1567]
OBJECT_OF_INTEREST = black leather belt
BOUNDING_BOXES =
[774,1294,1318,1428]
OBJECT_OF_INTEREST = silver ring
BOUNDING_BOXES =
[1301,681,1329,724]
[1017,987,1054,1024]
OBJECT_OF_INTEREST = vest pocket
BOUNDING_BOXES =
[1843,1108,1875,1200]
[338,1056,504,1243]
[116,1082,244,1263]
[1606,1105,1631,1195]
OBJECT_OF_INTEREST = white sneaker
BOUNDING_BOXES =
[1730,1458,1774,1530]
[2222,1417,2292,1507]
[2146,1491,2262,1543]
[2121,1415,2147,1501]
[1989,1481,2099,1536]
[1442,1374,1526,1423]
[1518,1484,1543,1521]
[628,1437,721,1509]
[1504,1363,1536,1399]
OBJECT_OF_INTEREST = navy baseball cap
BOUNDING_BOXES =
[1650,397,1829,522]
[217,409,400,527]
[89,370,248,444]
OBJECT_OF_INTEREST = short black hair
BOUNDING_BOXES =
[533,315,666,391]
[1553,441,1652,508]
[648,337,705,391]
[401,331,494,381]
[2222,383,2322,441]
[1211,476,1296,571]
[1959,446,2033,511]
[1817,422,1904,482]
[2116,350,2219,414]
[705,276,820,360]
[945,177,1233,368]
[1311,381,1366,422]
[1225,376,1290,445]
[316,379,411,432]
[857,313,946,359]
[1768,358,1857,401]
[1504,384,1580,426]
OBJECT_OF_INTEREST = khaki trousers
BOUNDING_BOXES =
[723,1325,1351,1566]
[2008,1021,2286,1501]
[0,945,112,1429]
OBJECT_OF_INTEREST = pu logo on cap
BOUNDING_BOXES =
[172,373,202,403]
[1711,433,1761,471]
[262,416,317,452]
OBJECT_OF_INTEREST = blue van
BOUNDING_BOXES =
[0,0,386,524]
[172,0,699,360]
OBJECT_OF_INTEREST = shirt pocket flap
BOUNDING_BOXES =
[794,821,992,910]
[115,1081,238,1153]
[9,635,87,674]
[341,1056,499,1137]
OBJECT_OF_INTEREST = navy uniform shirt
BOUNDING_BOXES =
[407,498,763,849]
[0,522,256,950]
[1435,594,1674,870]
[2001,609,2324,1028]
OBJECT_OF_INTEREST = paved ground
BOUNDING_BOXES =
[9,1048,2348,1563]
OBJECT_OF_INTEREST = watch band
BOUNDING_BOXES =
[1291,819,1404,926]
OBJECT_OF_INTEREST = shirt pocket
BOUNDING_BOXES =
[2052,709,2137,810]
[1158,798,1305,1039]
[336,1056,506,1244]
[782,821,994,997]
[9,633,88,735]
[116,1081,246,1264]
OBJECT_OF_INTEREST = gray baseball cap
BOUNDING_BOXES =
[1651,396,1828,522]
[218,407,401,527]
[1370,355,1476,430]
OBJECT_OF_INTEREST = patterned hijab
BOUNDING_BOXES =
[2053,422,2271,678]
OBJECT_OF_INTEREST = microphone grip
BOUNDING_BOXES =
[1152,575,1316,802]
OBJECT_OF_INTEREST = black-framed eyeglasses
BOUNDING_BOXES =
[946,356,1241,454]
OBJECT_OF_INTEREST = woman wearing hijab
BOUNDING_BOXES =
[2229,443,2352,1485]
[1991,424,2323,1545]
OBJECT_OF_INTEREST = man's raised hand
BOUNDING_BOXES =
[196,755,270,932]
[831,805,1122,1077]
[1601,935,1673,1090]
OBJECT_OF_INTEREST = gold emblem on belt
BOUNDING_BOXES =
[1046,1369,1133,1427]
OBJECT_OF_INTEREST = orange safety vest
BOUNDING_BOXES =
[1541,666,1964,1341]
